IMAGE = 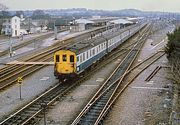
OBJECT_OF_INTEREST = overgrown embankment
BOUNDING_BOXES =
[165,27,180,84]
[165,27,180,125]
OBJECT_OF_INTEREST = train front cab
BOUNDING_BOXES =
[54,50,77,80]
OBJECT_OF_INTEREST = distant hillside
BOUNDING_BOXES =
[115,9,143,16]
[8,8,180,19]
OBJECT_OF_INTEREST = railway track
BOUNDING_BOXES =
[0,23,148,125]
[0,26,116,89]
[0,24,121,62]
[145,66,162,81]
[0,30,67,57]
[71,24,152,125]
[0,24,144,91]
[91,51,165,125]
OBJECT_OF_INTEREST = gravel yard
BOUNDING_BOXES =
[104,56,172,125]
[103,23,176,125]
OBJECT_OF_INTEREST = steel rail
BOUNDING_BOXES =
[0,25,110,72]
[0,24,136,74]
[0,56,52,90]
[94,27,151,125]
[0,24,144,91]
[71,24,151,125]
[0,37,130,125]
[95,52,165,125]
[145,66,162,81]
[0,23,147,125]
[0,26,113,86]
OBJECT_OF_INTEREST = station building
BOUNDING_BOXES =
[70,19,95,32]
[1,16,21,37]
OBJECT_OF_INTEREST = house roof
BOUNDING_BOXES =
[1,16,20,20]
[20,22,36,30]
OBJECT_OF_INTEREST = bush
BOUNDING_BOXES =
[165,27,180,57]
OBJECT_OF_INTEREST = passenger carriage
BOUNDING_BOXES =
[54,23,146,81]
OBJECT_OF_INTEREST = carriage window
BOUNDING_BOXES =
[80,55,82,62]
[83,53,85,61]
[62,55,67,62]
[87,51,89,59]
[56,55,60,62]
[70,55,74,62]
[90,50,92,57]
[77,56,79,62]
[93,49,95,55]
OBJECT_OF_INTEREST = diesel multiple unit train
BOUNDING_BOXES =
[54,23,146,81]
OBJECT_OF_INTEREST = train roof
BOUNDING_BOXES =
[67,24,137,54]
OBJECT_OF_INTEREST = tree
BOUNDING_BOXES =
[0,3,9,35]
[31,10,50,19]
[0,3,10,17]
[166,27,180,85]
[165,27,180,57]
[16,11,24,17]
[1,10,10,17]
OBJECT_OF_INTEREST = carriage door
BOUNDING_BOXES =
[55,55,60,70]
[56,55,60,63]
[70,55,75,71]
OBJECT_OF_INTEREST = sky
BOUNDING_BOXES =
[1,0,180,12]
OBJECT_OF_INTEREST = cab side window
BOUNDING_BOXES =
[63,55,67,62]
[56,55,60,62]
[70,55,74,62]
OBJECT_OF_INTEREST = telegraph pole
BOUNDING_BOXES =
[54,20,57,40]
[9,31,13,57]
[28,17,30,33]
[9,39,12,57]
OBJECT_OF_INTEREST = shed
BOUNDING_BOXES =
[71,19,94,32]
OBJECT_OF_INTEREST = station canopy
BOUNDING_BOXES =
[110,19,133,24]
[75,19,95,24]
[126,17,138,21]
[126,17,144,21]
